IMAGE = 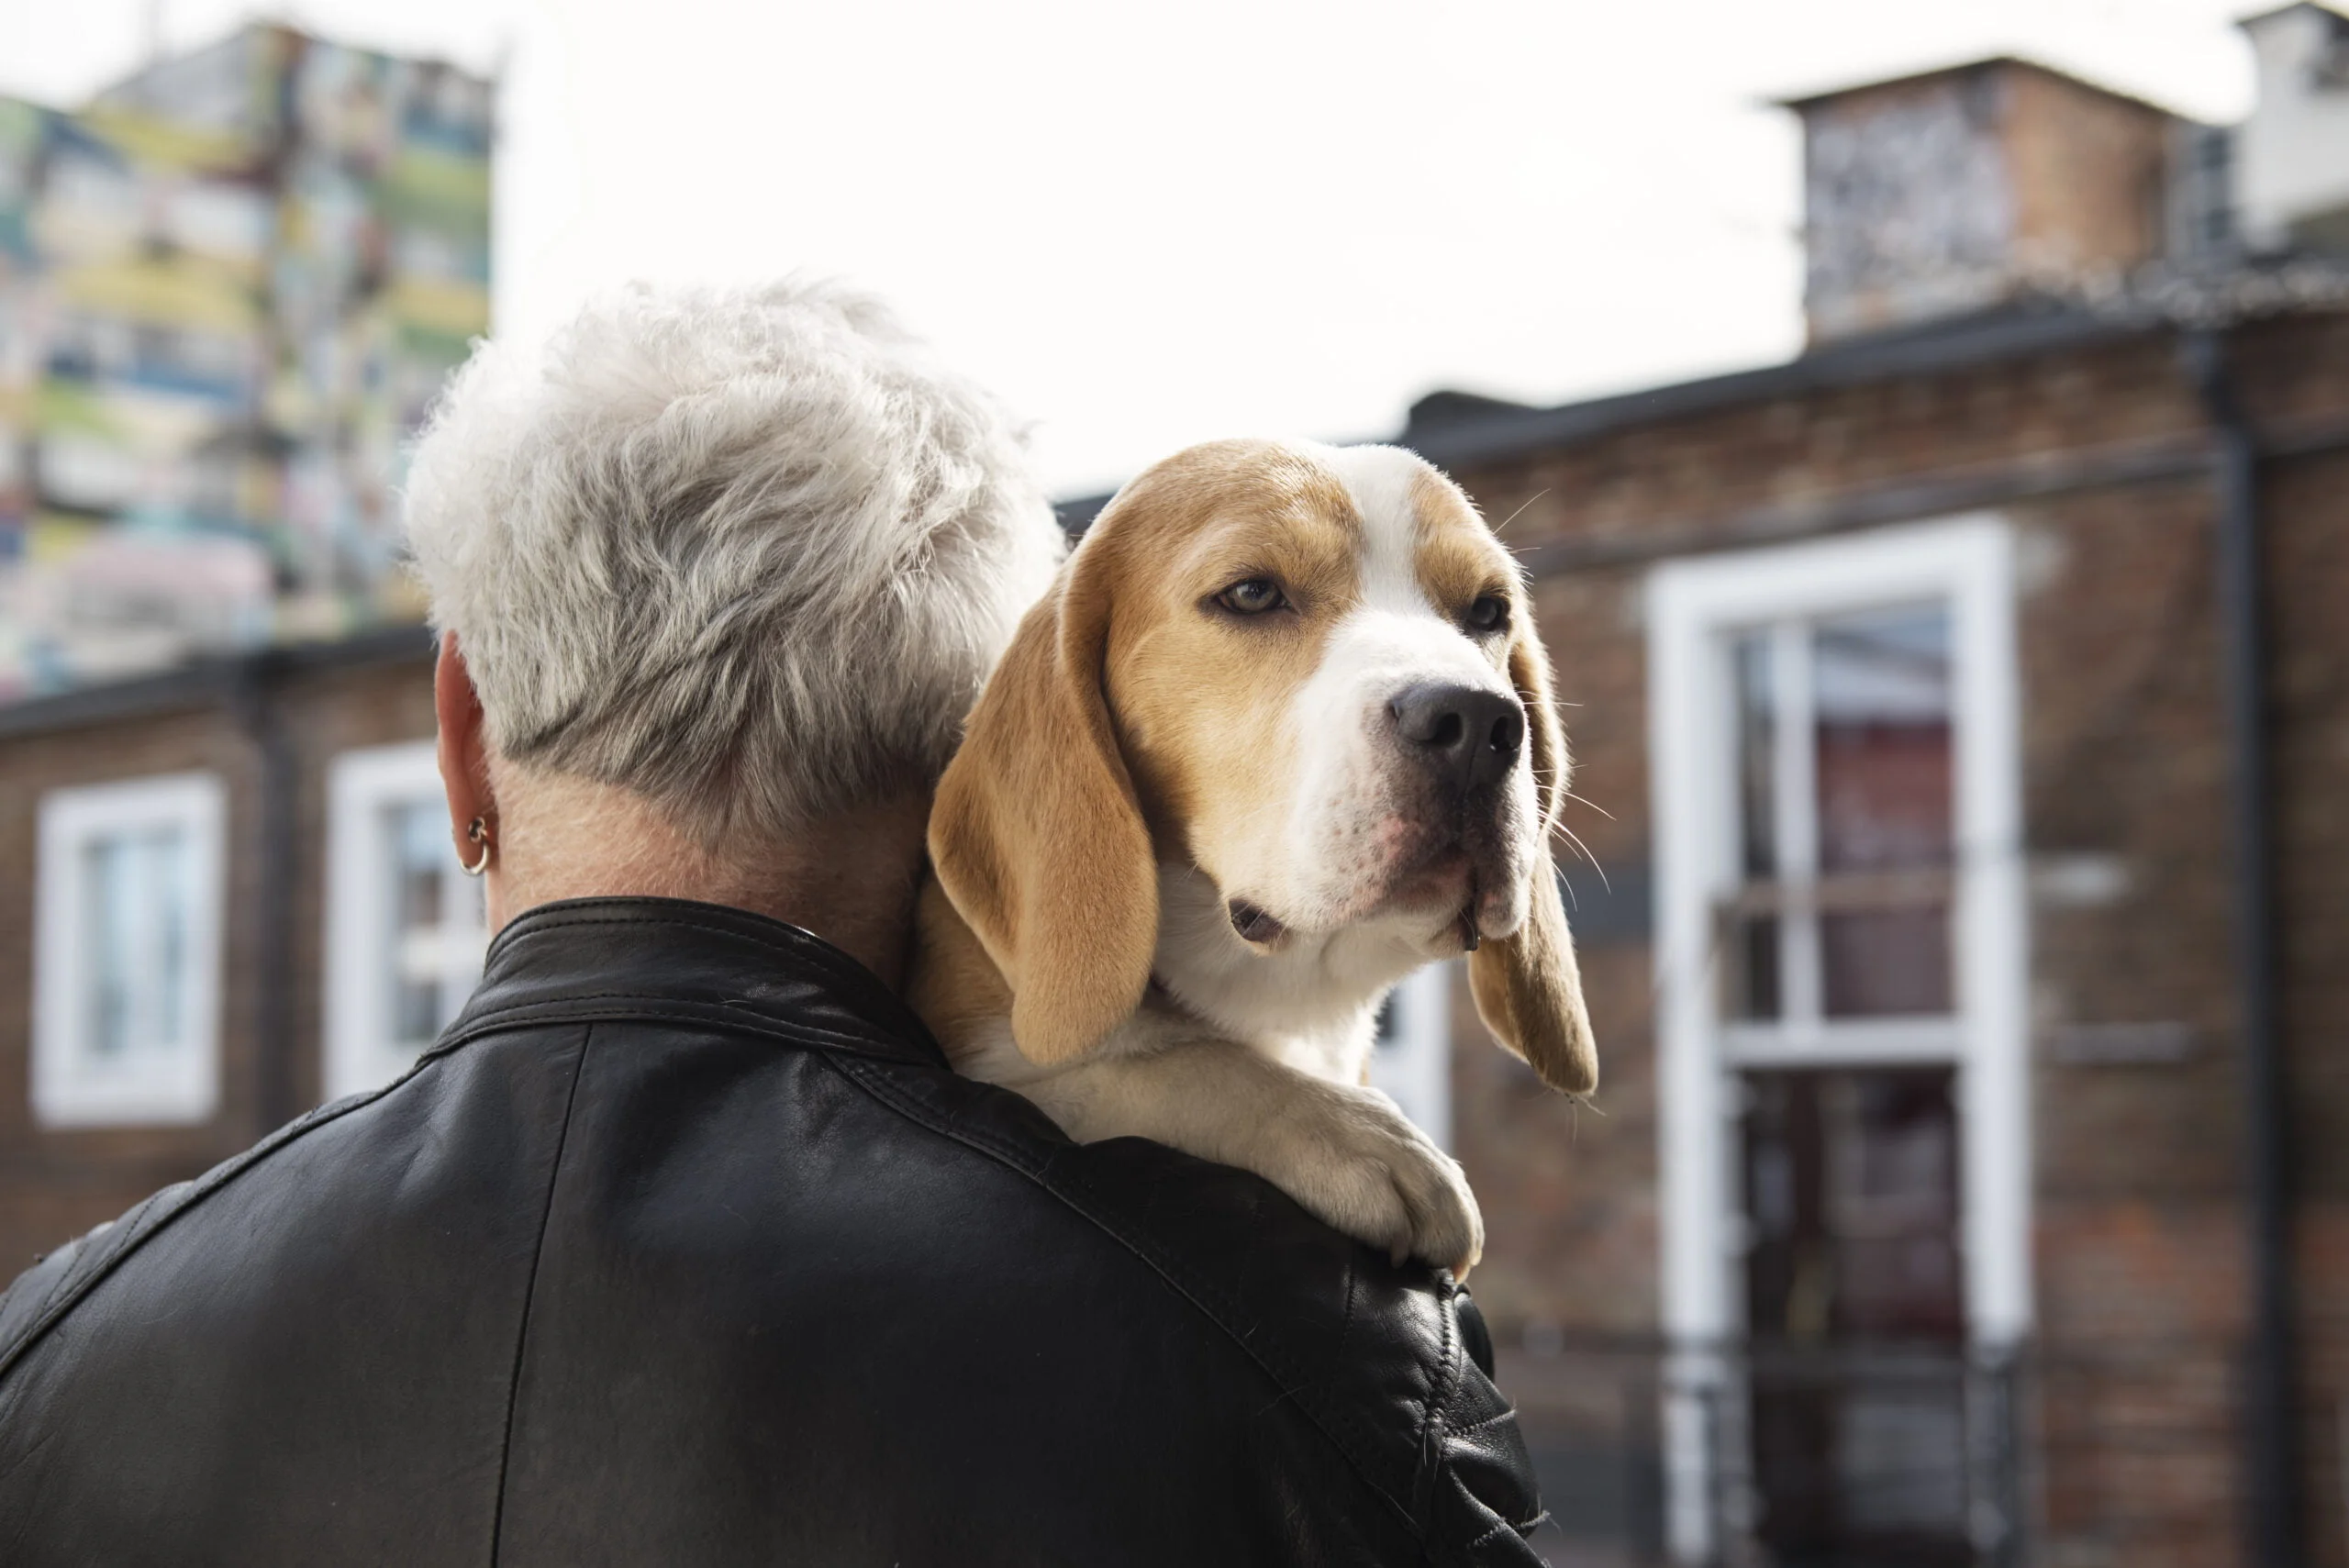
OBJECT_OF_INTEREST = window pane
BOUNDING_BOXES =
[387,802,450,1047]
[1733,629,1776,879]
[82,838,137,1057]
[1812,606,1953,1018]
[79,827,193,1058]
[394,803,443,929]
[1729,913,1782,1021]
[1822,907,1952,1017]
[1741,1065,1965,1340]
[1725,631,1784,1022]
[1366,973,1451,1148]
[1739,1070,1970,1559]
[149,828,190,1048]
[1811,605,1951,874]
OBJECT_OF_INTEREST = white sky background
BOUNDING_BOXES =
[1,0,2256,495]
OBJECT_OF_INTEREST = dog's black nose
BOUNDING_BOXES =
[1389,683,1524,794]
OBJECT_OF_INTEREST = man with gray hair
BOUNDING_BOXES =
[0,283,1545,1564]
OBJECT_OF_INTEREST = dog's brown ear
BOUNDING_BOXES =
[929,540,1157,1066]
[1468,604,1598,1095]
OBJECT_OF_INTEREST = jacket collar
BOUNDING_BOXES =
[440,896,946,1067]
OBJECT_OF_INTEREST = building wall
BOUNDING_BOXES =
[1440,312,2349,1566]
[1798,68,2017,343]
[270,651,443,1114]
[0,650,433,1273]
[0,25,490,701]
[2001,64,2170,286]
[1796,61,2177,345]
[0,700,261,1272]
[2266,418,2349,1568]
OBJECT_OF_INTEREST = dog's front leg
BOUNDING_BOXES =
[1000,1032,1483,1273]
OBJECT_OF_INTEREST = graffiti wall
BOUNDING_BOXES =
[0,24,491,698]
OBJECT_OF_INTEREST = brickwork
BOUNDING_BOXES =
[0,706,262,1272]
[2266,428,2349,1568]
[1791,61,2173,344]
[2001,65,2171,285]
[0,653,434,1273]
[271,659,443,1113]
[1454,560,1662,1335]
[1457,335,2207,562]
[1440,312,2349,1565]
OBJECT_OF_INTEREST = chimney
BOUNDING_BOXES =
[1782,58,2178,344]
[2235,3,2349,254]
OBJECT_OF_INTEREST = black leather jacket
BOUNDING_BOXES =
[0,897,1543,1565]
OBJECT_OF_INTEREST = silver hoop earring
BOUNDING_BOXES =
[460,817,493,878]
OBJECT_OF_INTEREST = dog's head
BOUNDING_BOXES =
[929,439,1595,1094]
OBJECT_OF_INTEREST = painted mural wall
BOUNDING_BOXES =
[0,24,490,699]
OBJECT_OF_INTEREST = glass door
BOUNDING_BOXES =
[1723,601,1971,1563]
[1720,603,1960,1052]
[1648,519,2031,1568]
[1741,1065,1968,1563]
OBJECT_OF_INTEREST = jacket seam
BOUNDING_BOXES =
[1443,1404,1525,1441]
[485,1019,592,1566]
[1462,1500,1537,1552]
[818,1051,1440,1549]
[420,999,930,1071]
[0,998,899,1386]
[1418,1283,1464,1531]
[0,1070,425,1383]
[1338,1256,1359,1357]
[1464,1515,1513,1552]
[478,908,922,1034]
[485,908,821,964]
[22,1195,150,1324]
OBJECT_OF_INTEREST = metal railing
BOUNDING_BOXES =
[1494,1335,2244,1568]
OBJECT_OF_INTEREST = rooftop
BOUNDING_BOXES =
[1769,52,2194,121]
[2236,1,2349,32]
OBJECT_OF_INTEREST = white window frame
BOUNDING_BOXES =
[324,741,485,1102]
[1369,962,1454,1151]
[32,772,227,1128]
[1647,517,2030,1556]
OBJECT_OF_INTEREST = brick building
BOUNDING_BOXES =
[0,18,495,1351]
[0,626,444,1257]
[2,20,2346,1568]
[1373,34,2349,1568]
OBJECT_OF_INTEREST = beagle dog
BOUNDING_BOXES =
[906,439,1596,1273]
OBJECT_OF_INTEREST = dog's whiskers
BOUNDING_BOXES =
[1491,489,1550,541]
[1564,789,1615,822]
[1555,824,1609,893]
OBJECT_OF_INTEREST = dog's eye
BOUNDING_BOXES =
[1465,594,1510,633]
[1215,578,1288,616]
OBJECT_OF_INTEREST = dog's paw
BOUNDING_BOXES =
[1250,1080,1484,1273]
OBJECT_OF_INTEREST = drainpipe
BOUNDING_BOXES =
[231,659,300,1138]
[2184,326,2301,1568]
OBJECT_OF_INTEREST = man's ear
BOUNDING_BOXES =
[1468,604,1598,1094]
[434,631,494,852]
[928,539,1158,1065]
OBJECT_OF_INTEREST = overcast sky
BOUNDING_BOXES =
[2,0,2256,494]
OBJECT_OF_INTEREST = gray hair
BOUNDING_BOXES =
[403,281,1063,845]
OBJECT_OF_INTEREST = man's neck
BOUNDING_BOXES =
[486,771,930,990]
